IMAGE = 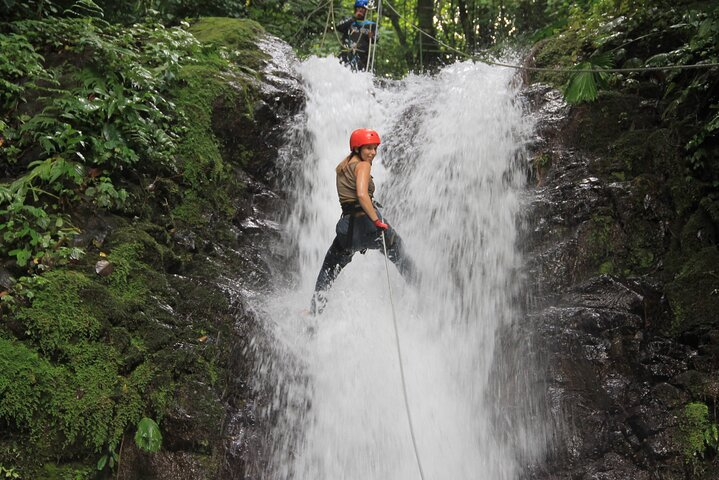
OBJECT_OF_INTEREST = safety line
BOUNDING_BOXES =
[380,231,426,480]
[319,3,332,49]
[366,0,383,72]
[293,0,334,43]
[382,0,719,74]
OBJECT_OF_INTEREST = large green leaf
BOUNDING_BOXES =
[134,417,162,453]
[565,63,599,103]
[565,53,614,104]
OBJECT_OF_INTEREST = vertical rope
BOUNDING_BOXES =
[371,0,383,72]
[381,231,426,480]
[320,2,332,49]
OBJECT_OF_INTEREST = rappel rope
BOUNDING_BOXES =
[380,231,427,480]
[365,0,383,73]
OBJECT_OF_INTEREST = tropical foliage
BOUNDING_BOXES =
[1,4,258,477]
[1,0,718,477]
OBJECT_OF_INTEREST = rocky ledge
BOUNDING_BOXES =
[523,84,719,479]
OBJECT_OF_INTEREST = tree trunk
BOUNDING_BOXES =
[416,0,440,68]
[383,2,415,68]
[457,0,475,52]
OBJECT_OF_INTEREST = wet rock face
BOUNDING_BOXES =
[212,34,304,182]
[115,34,302,480]
[524,85,717,479]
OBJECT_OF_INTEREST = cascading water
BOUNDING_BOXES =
[254,56,550,480]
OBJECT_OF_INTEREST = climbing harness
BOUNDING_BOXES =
[381,230,426,480]
[320,0,381,72]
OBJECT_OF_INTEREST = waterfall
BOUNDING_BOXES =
[254,56,548,480]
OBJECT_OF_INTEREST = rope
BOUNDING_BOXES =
[319,1,332,49]
[328,1,344,47]
[365,0,383,73]
[292,0,334,43]
[383,0,719,74]
[380,231,426,480]
[364,4,376,72]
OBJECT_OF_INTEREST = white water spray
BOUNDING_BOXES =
[255,57,547,480]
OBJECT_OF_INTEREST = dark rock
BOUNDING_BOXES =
[117,443,213,480]
[562,275,645,315]
[94,259,113,276]
[580,453,652,480]
[523,85,709,479]
[162,381,225,452]
[0,267,15,290]
[71,211,122,249]
[172,228,199,252]
[670,370,709,396]
[212,34,304,182]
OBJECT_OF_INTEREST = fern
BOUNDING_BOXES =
[565,52,613,103]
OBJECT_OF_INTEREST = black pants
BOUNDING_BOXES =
[310,212,415,314]
[340,51,368,72]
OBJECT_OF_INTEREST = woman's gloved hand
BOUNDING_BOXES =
[373,218,389,231]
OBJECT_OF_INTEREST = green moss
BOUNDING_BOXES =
[629,247,655,270]
[50,342,121,451]
[38,463,93,480]
[0,338,55,428]
[171,62,240,227]
[106,224,174,267]
[15,271,102,356]
[2,225,186,470]
[188,17,268,71]
[666,246,719,334]
[171,190,211,228]
[611,171,626,182]
[0,337,149,464]
[587,214,616,268]
[176,65,229,181]
[598,260,615,275]
[680,402,718,465]
[530,31,584,86]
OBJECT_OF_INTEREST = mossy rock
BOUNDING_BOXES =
[680,208,717,252]
[161,380,225,452]
[530,31,586,86]
[170,62,245,228]
[15,270,103,356]
[188,17,268,72]
[105,223,176,269]
[603,129,675,179]
[563,92,660,158]
[678,401,717,470]
[666,246,719,334]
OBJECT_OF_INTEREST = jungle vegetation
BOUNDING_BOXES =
[0,0,717,477]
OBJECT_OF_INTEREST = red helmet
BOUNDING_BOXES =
[349,128,381,151]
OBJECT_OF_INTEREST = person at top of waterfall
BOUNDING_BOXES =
[336,0,378,71]
[310,129,416,315]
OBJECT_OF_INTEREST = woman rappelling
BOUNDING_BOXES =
[310,128,416,315]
